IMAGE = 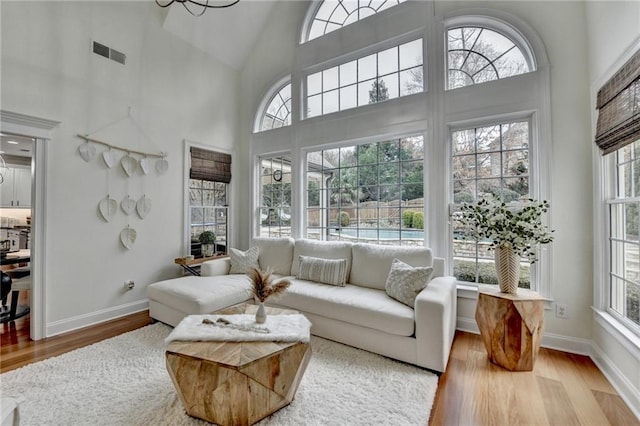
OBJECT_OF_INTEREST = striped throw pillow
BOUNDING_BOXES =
[297,255,348,286]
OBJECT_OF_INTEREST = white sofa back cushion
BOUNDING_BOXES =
[350,243,433,290]
[251,237,295,276]
[291,239,353,281]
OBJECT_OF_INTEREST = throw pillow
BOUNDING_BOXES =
[297,255,348,286]
[385,258,433,308]
[229,246,260,274]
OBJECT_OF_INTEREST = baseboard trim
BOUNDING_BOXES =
[46,300,149,337]
[590,341,640,420]
[456,316,591,355]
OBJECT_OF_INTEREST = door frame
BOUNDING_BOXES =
[1,110,59,340]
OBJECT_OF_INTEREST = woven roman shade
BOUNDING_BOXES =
[595,49,640,155]
[190,147,232,183]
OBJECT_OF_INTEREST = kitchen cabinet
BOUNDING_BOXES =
[1,166,31,208]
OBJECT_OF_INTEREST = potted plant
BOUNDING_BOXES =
[198,231,216,257]
[454,195,554,293]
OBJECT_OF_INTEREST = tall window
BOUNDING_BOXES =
[447,27,531,90]
[451,121,531,286]
[259,155,292,237]
[304,0,406,42]
[306,136,424,245]
[607,141,640,330]
[188,147,230,257]
[258,83,292,132]
[306,39,423,118]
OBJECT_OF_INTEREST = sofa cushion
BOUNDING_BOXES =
[291,239,353,281]
[147,275,252,315]
[297,255,348,286]
[252,237,295,276]
[385,258,433,307]
[275,278,415,337]
[350,243,433,290]
[229,246,260,274]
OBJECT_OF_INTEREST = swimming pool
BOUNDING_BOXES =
[330,228,425,240]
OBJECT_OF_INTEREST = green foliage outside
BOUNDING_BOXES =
[403,211,415,228]
[454,259,531,289]
[339,211,350,227]
[628,283,640,326]
[412,212,424,229]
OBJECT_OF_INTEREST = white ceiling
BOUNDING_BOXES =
[162,0,278,70]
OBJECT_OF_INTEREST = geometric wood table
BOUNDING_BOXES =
[475,285,546,371]
[165,303,312,426]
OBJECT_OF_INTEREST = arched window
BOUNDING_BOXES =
[447,26,533,89]
[257,83,291,132]
[304,0,406,42]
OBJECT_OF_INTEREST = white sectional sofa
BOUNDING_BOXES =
[148,237,457,373]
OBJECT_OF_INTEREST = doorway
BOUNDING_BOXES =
[1,110,58,340]
[0,134,33,326]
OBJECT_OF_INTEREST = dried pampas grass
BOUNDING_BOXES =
[248,267,291,303]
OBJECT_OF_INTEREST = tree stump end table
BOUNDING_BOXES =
[475,285,547,371]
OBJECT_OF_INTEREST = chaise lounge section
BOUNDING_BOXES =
[148,237,457,373]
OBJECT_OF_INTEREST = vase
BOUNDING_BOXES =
[202,244,215,257]
[255,302,267,324]
[494,245,520,294]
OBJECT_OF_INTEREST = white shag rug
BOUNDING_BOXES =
[0,323,438,426]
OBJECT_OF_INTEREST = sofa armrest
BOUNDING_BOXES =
[201,257,231,277]
[414,275,457,372]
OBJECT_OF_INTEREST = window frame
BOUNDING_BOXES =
[250,6,552,297]
[300,0,408,44]
[302,134,426,246]
[448,116,537,288]
[602,144,640,337]
[183,141,234,258]
[253,76,292,133]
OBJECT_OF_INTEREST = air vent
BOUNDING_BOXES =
[92,41,126,65]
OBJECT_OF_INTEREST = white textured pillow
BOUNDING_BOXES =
[385,258,433,308]
[297,255,348,287]
[229,246,260,274]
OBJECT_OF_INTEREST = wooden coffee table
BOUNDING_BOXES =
[165,304,312,426]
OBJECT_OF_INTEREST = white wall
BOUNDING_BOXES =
[1,1,239,334]
[586,0,640,417]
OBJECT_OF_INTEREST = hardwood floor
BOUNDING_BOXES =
[429,330,640,426]
[0,291,152,374]
[1,302,638,425]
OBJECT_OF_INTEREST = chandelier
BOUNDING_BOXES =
[155,0,240,17]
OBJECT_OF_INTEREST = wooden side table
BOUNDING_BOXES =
[174,254,228,276]
[475,285,546,371]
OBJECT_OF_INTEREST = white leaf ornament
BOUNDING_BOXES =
[121,195,136,216]
[102,150,118,168]
[120,226,137,250]
[98,196,118,222]
[139,157,151,175]
[78,142,96,162]
[121,155,137,177]
[156,158,169,175]
[136,195,152,219]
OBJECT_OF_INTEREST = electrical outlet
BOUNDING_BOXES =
[124,280,135,290]
[555,303,568,319]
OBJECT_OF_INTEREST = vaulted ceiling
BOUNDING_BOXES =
[161,0,278,70]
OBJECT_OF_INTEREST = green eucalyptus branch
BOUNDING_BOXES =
[453,195,554,263]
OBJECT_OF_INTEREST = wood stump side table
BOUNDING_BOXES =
[165,304,311,426]
[475,285,546,371]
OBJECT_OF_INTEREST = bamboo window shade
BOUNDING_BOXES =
[595,49,640,155]
[190,147,232,183]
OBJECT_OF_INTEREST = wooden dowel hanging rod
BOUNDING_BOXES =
[77,134,166,158]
